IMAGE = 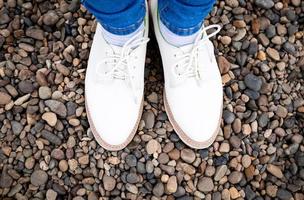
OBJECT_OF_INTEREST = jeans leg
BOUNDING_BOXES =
[158,0,216,36]
[81,0,146,35]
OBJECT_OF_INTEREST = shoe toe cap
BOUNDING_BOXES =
[166,81,222,143]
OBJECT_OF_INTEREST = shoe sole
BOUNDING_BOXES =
[163,90,222,149]
[85,95,144,151]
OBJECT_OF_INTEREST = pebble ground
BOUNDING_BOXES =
[0,0,303,200]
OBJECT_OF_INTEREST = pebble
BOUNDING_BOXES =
[25,27,44,40]
[125,154,137,167]
[166,176,177,193]
[42,112,57,127]
[266,164,283,179]
[142,110,155,129]
[125,183,138,194]
[214,165,227,181]
[147,92,158,103]
[0,92,12,105]
[43,11,59,26]
[41,130,62,145]
[45,100,67,117]
[228,171,243,184]
[197,177,214,193]
[11,121,23,135]
[153,182,164,197]
[277,188,292,200]
[242,155,251,168]
[146,139,161,154]
[181,149,196,163]
[255,0,274,9]
[39,86,52,99]
[46,189,57,200]
[244,74,262,91]
[266,47,280,61]
[78,155,89,165]
[103,175,116,191]
[30,170,48,186]
[218,56,231,74]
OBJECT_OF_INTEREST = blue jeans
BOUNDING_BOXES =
[81,0,216,36]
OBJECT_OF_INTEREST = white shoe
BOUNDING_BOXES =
[150,0,223,149]
[85,8,149,151]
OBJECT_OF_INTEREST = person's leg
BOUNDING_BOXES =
[158,0,216,46]
[81,0,146,45]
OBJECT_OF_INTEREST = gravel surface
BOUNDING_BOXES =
[0,0,304,199]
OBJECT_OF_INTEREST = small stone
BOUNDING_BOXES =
[223,110,235,124]
[0,92,12,105]
[267,164,283,179]
[255,0,274,9]
[42,112,57,127]
[51,149,64,160]
[78,155,89,165]
[142,110,155,129]
[244,74,262,91]
[197,177,214,193]
[266,185,278,197]
[181,149,196,163]
[257,51,266,61]
[26,27,44,40]
[0,168,13,188]
[0,13,10,25]
[214,165,227,181]
[230,135,241,148]
[220,36,232,45]
[18,80,35,94]
[125,183,138,194]
[166,176,177,193]
[59,160,68,172]
[218,56,231,74]
[30,170,48,186]
[125,154,137,167]
[242,155,251,168]
[146,139,161,154]
[39,86,52,99]
[276,105,288,118]
[43,11,59,26]
[277,188,292,200]
[25,157,35,169]
[153,182,164,197]
[219,142,230,153]
[266,47,280,61]
[11,121,23,135]
[68,159,78,171]
[46,189,57,200]
[126,173,138,183]
[45,100,67,117]
[56,63,70,76]
[228,171,243,184]
[41,130,62,145]
[103,175,116,191]
[229,187,240,199]
[147,92,158,104]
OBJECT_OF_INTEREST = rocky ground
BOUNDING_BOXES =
[0,0,303,199]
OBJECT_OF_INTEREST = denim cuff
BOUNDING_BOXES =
[159,8,202,36]
[101,18,144,35]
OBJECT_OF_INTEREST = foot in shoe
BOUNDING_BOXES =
[150,0,223,149]
[85,13,149,151]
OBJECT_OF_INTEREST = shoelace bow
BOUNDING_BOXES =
[96,31,149,102]
[172,24,221,85]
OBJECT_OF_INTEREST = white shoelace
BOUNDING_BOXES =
[172,24,221,86]
[96,30,149,102]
